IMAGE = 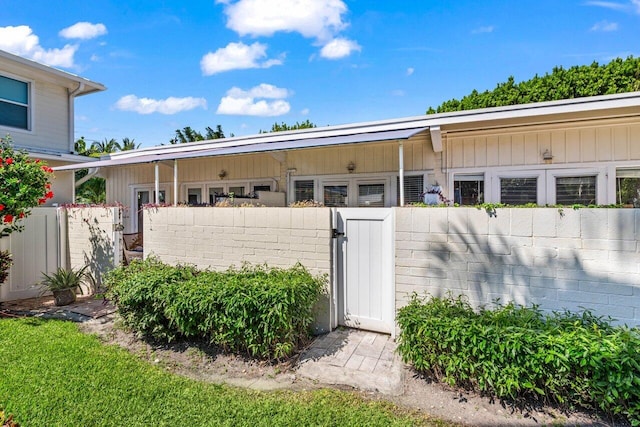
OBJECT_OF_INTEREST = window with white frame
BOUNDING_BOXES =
[294,180,315,202]
[396,175,424,204]
[358,183,385,207]
[454,174,484,205]
[323,184,348,207]
[555,176,596,205]
[187,187,202,204]
[500,177,537,205]
[616,169,640,207]
[0,75,30,130]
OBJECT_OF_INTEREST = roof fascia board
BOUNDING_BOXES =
[0,49,106,94]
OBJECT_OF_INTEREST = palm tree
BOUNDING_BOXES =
[91,138,119,154]
[118,137,140,151]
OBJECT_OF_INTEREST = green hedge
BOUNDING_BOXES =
[105,258,326,359]
[397,294,640,425]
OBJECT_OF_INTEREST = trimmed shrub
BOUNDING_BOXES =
[397,294,640,425]
[105,258,325,359]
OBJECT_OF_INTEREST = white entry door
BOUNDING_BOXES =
[336,208,394,333]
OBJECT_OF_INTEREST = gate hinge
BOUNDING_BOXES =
[331,228,345,238]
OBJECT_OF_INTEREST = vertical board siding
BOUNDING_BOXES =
[447,119,640,168]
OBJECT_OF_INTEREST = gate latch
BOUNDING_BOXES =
[331,228,345,238]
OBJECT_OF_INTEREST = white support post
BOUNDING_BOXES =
[173,159,178,206]
[399,141,405,206]
[154,162,160,204]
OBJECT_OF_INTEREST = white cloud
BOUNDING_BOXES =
[59,22,107,40]
[391,90,405,97]
[471,25,495,34]
[320,38,361,59]
[301,108,310,115]
[590,20,619,31]
[585,0,640,13]
[0,25,78,67]
[216,84,291,116]
[218,0,348,41]
[406,67,415,76]
[115,95,207,115]
[200,41,282,75]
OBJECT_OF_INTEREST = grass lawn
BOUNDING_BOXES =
[0,318,452,427]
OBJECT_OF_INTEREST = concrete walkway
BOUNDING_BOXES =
[1,296,116,322]
[296,328,404,395]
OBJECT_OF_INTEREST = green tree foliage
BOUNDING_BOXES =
[260,120,317,133]
[427,56,640,114]
[169,125,226,144]
[74,136,138,204]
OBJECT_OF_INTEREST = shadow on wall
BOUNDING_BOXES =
[418,208,639,325]
[66,209,118,293]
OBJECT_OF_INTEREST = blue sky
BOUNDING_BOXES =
[1,0,639,148]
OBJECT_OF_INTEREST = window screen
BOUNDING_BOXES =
[500,178,537,205]
[294,180,314,202]
[397,175,424,204]
[358,183,385,207]
[556,176,596,205]
[0,75,29,129]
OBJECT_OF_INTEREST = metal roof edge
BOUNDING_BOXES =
[109,91,640,160]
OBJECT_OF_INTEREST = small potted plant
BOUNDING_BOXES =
[39,265,93,306]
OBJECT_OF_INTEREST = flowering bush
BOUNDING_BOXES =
[0,136,54,238]
[1,136,54,286]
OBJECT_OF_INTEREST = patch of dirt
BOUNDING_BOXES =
[79,315,629,427]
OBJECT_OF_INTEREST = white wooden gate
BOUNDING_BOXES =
[0,208,61,302]
[335,208,394,334]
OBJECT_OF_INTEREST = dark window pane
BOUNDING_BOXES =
[0,101,28,129]
[0,75,28,104]
[294,180,314,202]
[253,185,271,192]
[454,179,484,205]
[500,178,537,205]
[358,184,385,207]
[396,175,424,204]
[556,176,596,205]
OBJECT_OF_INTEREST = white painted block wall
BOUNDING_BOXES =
[395,207,640,326]
[144,207,333,333]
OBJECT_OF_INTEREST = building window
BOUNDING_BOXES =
[228,186,245,197]
[253,184,271,192]
[294,180,315,202]
[454,175,484,205]
[208,187,224,204]
[500,177,537,205]
[187,188,202,204]
[323,185,348,207]
[616,169,640,207]
[358,183,385,207]
[556,176,596,205]
[397,175,424,205]
[0,75,29,130]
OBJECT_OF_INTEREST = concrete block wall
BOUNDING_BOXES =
[395,207,640,326]
[65,207,122,292]
[144,207,333,332]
